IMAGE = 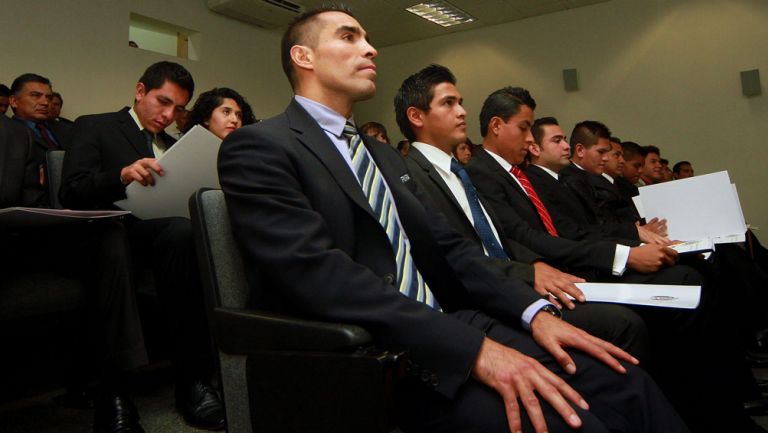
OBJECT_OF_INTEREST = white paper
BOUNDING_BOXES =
[668,238,713,254]
[574,282,701,309]
[637,171,746,243]
[114,125,222,219]
[0,207,130,228]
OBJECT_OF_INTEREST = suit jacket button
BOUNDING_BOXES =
[383,274,395,285]
[420,371,430,383]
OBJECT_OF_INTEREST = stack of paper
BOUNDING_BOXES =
[632,171,746,248]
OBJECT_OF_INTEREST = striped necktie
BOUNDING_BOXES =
[450,159,508,259]
[343,122,439,309]
[509,165,559,237]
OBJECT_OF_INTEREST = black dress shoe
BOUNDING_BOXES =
[93,395,145,433]
[175,379,226,430]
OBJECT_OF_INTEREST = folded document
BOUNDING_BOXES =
[574,283,701,309]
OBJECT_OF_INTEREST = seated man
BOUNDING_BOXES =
[395,64,649,360]
[616,141,644,200]
[638,145,664,185]
[218,6,688,433]
[9,73,72,151]
[60,62,224,432]
[463,89,762,432]
[673,160,694,179]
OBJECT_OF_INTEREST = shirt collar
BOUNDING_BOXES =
[572,161,585,171]
[602,172,615,183]
[411,141,455,175]
[485,147,513,172]
[295,95,354,139]
[128,107,147,133]
[534,164,559,180]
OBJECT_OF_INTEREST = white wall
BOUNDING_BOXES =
[355,0,768,240]
[0,0,293,123]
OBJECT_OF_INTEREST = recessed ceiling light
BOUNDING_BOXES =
[406,1,475,27]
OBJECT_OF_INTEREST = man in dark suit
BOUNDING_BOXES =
[527,119,642,231]
[395,64,649,360]
[60,62,224,433]
[9,74,73,151]
[465,89,763,432]
[219,6,688,433]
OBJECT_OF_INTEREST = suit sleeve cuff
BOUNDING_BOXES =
[612,244,631,276]
[521,299,555,331]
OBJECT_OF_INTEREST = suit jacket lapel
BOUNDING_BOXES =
[476,148,529,201]
[285,100,377,221]
[406,146,464,212]
[116,108,154,158]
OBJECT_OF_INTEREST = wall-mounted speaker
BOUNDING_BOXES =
[563,68,578,92]
[741,69,761,97]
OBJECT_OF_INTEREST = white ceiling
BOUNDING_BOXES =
[221,0,613,47]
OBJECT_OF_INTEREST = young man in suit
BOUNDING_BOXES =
[465,91,764,432]
[61,62,224,433]
[218,6,688,433]
[395,64,650,361]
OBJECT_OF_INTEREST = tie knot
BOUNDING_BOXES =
[449,158,464,175]
[342,122,358,139]
[509,165,522,177]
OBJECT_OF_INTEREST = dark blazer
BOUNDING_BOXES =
[404,145,541,285]
[588,174,641,224]
[218,100,543,400]
[465,147,617,273]
[0,116,45,207]
[558,163,639,240]
[60,107,176,210]
[525,164,640,245]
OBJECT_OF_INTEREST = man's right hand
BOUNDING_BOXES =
[472,337,589,433]
[627,243,677,273]
[120,158,164,186]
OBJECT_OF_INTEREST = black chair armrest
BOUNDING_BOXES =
[213,307,373,355]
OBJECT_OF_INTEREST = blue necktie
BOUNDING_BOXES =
[343,122,439,309]
[450,158,508,259]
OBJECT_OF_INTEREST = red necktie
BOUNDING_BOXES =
[35,122,58,149]
[509,166,559,237]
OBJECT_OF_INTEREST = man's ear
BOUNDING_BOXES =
[574,143,586,158]
[290,45,314,72]
[134,82,146,104]
[406,106,424,130]
[489,116,504,137]
[528,142,541,157]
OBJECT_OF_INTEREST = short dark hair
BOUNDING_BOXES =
[138,61,194,97]
[672,161,691,174]
[394,64,456,142]
[479,87,536,137]
[532,116,559,145]
[183,87,257,133]
[660,158,669,165]
[0,84,10,97]
[621,141,643,159]
[359,121,389,142]
[642,145,661,157]
[52,92,62,103]
[10,73,51,96]
[569,120,611,157]
[610,136,622,144]
[281,4,354,89]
